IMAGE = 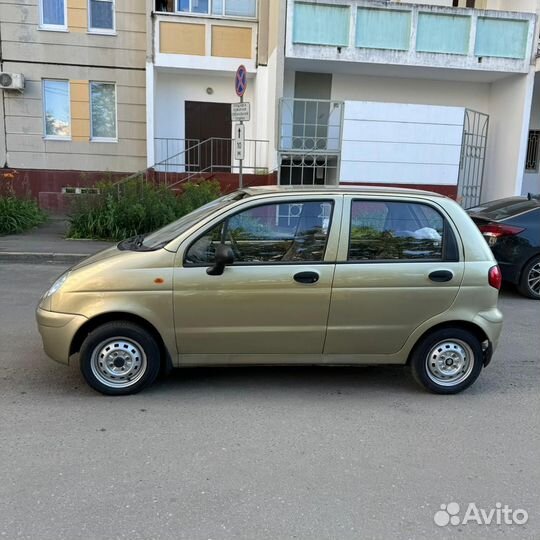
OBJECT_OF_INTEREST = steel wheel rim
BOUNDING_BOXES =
[527,262,540,295]
[90,337,147,389]
[426,339,475,387]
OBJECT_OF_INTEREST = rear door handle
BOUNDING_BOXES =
[429,270,454,283]
[294,271,320,284]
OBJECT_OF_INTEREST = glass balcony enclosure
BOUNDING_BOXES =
[156,0,256,18]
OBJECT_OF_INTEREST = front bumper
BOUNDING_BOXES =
[36,308,88,365]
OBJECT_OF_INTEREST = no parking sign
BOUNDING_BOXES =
[235,65,247,97]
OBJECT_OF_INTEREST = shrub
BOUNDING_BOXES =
[67,178,221,241]
[0,196,47,235]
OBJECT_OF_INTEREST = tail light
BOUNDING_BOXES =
[479,223,524,246]
[488,265,502,290]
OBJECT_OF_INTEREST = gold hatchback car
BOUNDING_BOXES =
[37,186,503,396]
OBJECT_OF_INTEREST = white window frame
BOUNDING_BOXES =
[213,0,257,19]
[174,0,257,19]
[42,79,71,141]
[88,0,117,35]
[176,0,210,15]
[39,0,68,31]
[90,81,118,142]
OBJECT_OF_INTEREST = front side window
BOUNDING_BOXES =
[89,0,115,31]
[348,200,445,261]
[186,201,333,265]
[90,82,117,140]
[43,80,70,138]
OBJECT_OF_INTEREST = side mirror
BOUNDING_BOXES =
[206,244,235,276]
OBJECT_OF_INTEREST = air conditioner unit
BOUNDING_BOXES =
[0,73,25,91]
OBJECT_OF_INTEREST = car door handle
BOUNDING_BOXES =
[294,271,320,284]
[429,270,454,283]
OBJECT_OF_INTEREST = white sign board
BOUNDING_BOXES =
[235,123,245,160]
[231,102,250,122]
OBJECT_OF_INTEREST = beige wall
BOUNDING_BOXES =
[2,62,147,172]
[0,0,147,173]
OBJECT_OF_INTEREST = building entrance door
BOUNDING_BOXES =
[185,101,232,172]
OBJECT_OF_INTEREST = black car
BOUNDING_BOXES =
[467,194,540,300]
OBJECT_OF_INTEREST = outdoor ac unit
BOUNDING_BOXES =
[0,73,25,91]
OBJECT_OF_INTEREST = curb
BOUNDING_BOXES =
[0,252,90,264]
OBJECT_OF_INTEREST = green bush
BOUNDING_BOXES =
[67,178,221,241]
[0,196,47,235]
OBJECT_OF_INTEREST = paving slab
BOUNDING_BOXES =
[0,219,113,264]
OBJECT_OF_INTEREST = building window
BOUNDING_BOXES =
[90,82,117,141]
[172,0,256,17]
[525,130,540,172]
[89,0,115,32]
[39,0,67,30]
[212,0,256,17]
[43,80,71,139]
[177,0,209,14]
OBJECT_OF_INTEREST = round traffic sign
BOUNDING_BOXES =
[235,65,247,97]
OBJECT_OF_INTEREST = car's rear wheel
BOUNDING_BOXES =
[80,321,161,396]
[410,328,484,394]
[518,255,540,300]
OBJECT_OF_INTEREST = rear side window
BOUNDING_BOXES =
[348,200,446,261]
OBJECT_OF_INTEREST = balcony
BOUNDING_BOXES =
[286,1,536,75]
[153,2,258,71]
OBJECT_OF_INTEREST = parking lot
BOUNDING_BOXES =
[1,262,539,539]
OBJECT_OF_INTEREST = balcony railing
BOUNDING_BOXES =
[278,99,344,153]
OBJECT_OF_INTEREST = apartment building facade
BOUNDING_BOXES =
[1,0,540,209]
[0,0,147,208]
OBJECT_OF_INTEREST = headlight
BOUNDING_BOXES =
[45,272,70,297]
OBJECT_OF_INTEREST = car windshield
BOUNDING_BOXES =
[468,197,540,221]
[137,191,247,250]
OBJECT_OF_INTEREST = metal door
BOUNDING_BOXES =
[458,109,489,209]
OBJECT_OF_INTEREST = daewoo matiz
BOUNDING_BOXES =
[37,186,503,395]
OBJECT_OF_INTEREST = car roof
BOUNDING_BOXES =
[241,185,446,198]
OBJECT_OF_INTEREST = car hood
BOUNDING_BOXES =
[71,245,123,270]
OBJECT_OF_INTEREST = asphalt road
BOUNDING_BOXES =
[0,263,539,540]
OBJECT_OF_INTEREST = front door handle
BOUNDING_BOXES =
[294,271,320,284]
[429,270,454,283]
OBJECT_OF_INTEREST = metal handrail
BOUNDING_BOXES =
[113,137,270,193]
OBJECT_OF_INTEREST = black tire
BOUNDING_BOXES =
[517,255,540,300]
[409,328,484,395]
[80,321,161,396]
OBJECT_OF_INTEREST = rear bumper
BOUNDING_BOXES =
[36,308,87,365]
[473,308,503,365]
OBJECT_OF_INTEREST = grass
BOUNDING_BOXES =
[0,196,47,235]
[67,178,221,241]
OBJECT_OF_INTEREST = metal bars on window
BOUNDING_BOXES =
[525,130,540,172]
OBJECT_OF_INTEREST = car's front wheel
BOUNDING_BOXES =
[518,255,540,300]
[410,328,484,394]
[79,321,161,395]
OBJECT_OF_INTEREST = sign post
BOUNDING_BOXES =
[234,65,248,188]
